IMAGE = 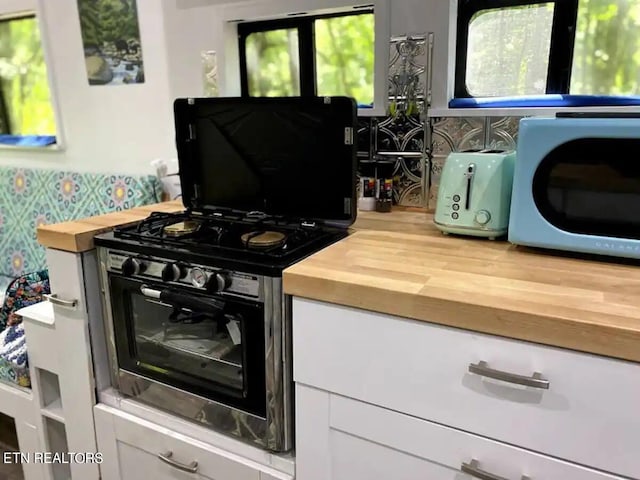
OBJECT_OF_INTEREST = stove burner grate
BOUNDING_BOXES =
[114,210,341,262]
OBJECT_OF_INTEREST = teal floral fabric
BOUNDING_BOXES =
[0,167,161,277]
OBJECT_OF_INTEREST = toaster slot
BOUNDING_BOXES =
[464,163,475,210]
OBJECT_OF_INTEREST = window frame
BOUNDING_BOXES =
[454,0,579,98]
[237,8,375,100]
[0,12,38,134]
[0,2,64,150]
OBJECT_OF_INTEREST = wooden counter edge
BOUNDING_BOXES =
[37,201,184,253]
[283,270,640,364]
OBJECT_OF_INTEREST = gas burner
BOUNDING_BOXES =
[163,220,201,238]
[240,231,286,249]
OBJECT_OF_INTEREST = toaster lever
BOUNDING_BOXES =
[464,163,475,210]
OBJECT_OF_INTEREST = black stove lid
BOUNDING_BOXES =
[174,96,357,228]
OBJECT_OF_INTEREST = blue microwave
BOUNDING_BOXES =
[509,114,640,259]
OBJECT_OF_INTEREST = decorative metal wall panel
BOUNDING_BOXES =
[377,115,425,206]
[357,118,373,158]
[488,116,521,151]
[355,36,524,210]
[388,35,429,118]
[356,34,430,208]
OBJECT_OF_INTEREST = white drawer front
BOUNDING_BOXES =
[331,430,455,479]
[117,443,206,480]
[104,406,260,480]
[293,298,640,478]
[330,394,625,480]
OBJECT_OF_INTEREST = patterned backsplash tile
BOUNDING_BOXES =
[432,117,486,156]
[357,114,427,207]
[358,114,523,210]
[356,34,430,208]
[488,116,521,151]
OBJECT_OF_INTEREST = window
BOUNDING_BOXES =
[570,0,640,95]
[456,0,640,100]
[0,12,56,141]
[238,9,375,106]
[465,4,555,97]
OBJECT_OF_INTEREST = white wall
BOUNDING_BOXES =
[0,0,455,175]
[161,0,455,110]
[0,0,177,175]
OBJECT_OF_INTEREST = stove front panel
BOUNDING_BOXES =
[104,248,263,301]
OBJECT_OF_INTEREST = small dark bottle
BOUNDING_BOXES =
[375,159,395,213]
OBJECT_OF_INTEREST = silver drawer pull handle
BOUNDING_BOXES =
[462,459,530,480]
[44,294,78,309]
[158,451,198,473]
[468,361,549,390]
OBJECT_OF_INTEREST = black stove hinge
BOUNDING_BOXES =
[185,99,202,208]
[300,220,317,229]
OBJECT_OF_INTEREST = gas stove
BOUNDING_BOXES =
[96,209,347,277]
[94,207,348,452]
[93,96,357,452]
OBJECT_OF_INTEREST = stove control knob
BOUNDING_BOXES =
[189,267,210,289]
[121,257,144,277]
[208,271,232,293]
[162,263,185,282]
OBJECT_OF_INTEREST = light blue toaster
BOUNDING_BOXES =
[434,150,516,239]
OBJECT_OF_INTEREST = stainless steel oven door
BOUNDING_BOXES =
[108,275,266,418]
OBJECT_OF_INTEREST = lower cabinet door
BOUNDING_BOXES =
[95,404,260,480]
[296,384,627,480]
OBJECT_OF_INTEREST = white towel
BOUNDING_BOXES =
[0,323,27,369]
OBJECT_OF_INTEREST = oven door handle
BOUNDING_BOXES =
[140,286,225,312]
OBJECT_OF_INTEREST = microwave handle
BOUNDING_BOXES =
[140,286,225,312]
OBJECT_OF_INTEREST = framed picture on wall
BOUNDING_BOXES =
[76,0,145,86]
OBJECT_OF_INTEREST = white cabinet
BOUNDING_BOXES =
[297,386,625,480]
[293,298,639,479]
[12,249,103,480]
[43,249,103,480]
[95,404,292,480]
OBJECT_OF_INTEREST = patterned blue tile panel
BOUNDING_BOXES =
[0,167,161,277]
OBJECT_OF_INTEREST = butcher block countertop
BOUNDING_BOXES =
[285,208,640,364]
[38,203,640,362]
[37,201,184,252]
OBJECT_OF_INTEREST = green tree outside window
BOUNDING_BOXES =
[0,15,56,135]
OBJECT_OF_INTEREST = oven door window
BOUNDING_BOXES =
[109,276,265,417]
[533,138,640,240]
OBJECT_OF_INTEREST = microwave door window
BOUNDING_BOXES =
[533,138,640,240]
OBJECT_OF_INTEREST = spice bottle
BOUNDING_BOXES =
[375,159,394,213]
[358,159,376,211]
